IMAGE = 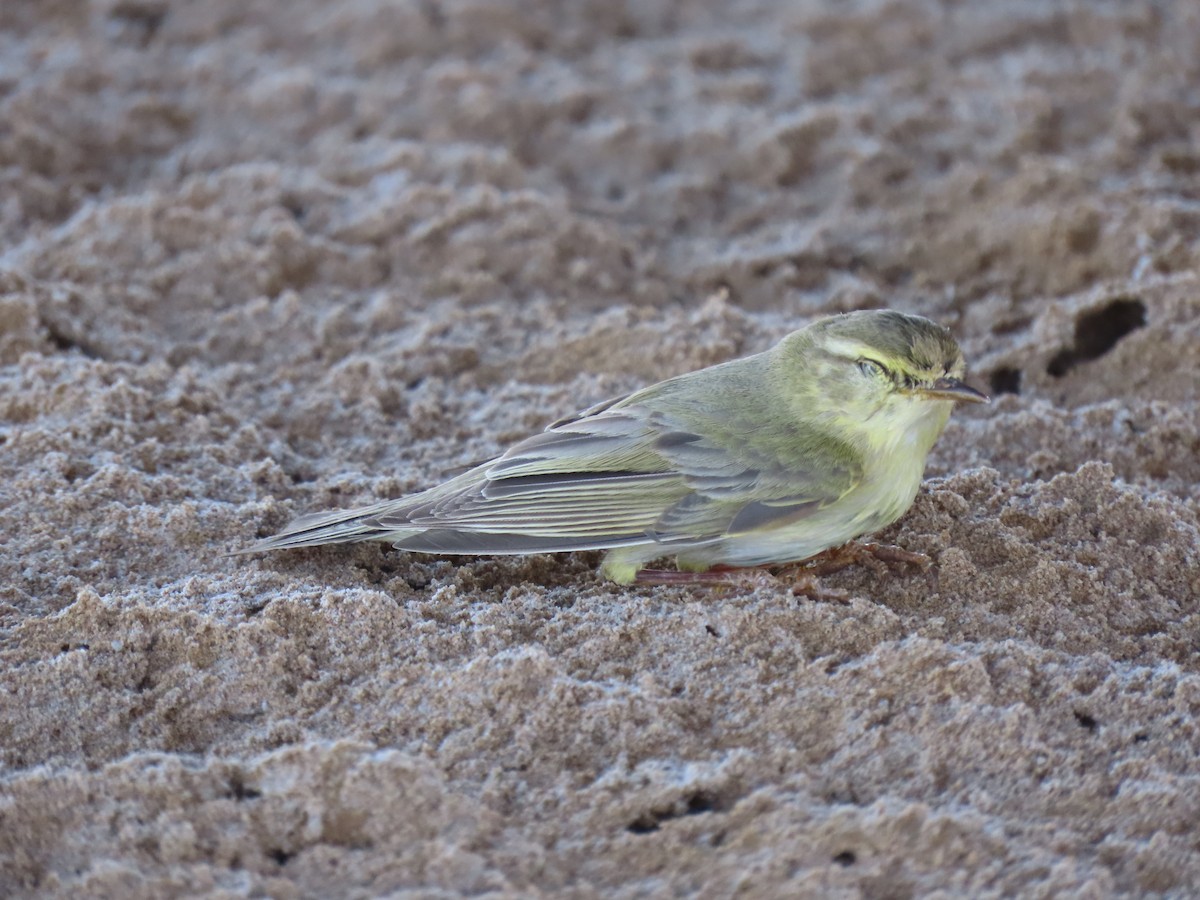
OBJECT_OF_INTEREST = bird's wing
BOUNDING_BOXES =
[376,403,861,548]
[384,411,689,543]
[546,392,631,429]
[642,419,860,544]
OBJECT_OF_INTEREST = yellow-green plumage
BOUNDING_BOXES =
[241,310,987,583]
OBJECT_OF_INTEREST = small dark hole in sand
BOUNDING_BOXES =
[1074,711,1098,731]
[993,315,1032,335]
[705,624,719,637]
[989,366,1021,395]
[268,848,293,866]
[1047,298,1146,377]
[1047,350,1075,377]
[626,815,661,835]
[41,319,102,359]
[833,850,857,866]
[1133,732,1149,743]
[1075,298,1146,358]
[627,790,725,834]
[108,2,166,44]
[685,791,718,815]
[229,773,261,801]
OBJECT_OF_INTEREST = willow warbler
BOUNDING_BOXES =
[241,310,987,585]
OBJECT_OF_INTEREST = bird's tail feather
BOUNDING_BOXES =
[233,501,418,554]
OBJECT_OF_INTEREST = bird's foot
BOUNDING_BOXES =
[632,543,929,601]
[801,541,932,577]
[763,542,931,599]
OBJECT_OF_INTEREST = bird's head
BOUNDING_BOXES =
[782,309,989,448]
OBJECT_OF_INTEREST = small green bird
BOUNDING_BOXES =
[242,310,988,587]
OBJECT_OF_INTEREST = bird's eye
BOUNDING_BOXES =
[857,358,889,378]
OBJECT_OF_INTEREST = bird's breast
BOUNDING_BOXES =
[857,403,949,526]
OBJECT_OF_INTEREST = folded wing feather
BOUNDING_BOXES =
[374,406,861,549]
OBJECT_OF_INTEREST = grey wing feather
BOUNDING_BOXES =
[378,412,691,546]
[641,415,860,542]
[545,392,633,429]
[234,500,421,553]
[244,393,862,556]
[377,406,860,550]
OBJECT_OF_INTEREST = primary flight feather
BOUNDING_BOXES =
[241,309,988,584]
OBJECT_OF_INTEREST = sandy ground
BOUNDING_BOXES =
[2,0,1199,896]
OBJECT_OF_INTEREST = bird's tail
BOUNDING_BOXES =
[232,501,420,554]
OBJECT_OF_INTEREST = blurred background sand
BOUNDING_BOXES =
[1,0,1199,895]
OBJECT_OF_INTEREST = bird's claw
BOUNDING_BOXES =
[802,541,932,577]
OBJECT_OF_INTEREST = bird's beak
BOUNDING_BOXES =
[915,377,990,404]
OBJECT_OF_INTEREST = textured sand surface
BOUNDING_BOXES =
[2,1,1200,896]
